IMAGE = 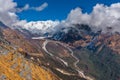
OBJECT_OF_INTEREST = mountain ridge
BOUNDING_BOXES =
[0,21,120,80]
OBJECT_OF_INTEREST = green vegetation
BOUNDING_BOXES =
[74,46,120,80]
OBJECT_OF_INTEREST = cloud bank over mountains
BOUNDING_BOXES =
[0,0,120,33]
[66,3,120,32]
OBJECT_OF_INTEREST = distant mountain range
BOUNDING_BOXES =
[0,21,120,80]
[16,20,59,37]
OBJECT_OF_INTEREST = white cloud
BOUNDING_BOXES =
[66,7,90,25]
[17,2,48,12]
[0,0,48,27]
[0,0,28,27]
[12,20,27,27]
[17,4,30,12]
[0,0,18,26]
[66,3,120,33]
[32,2,48,11]
[0,0,17,12]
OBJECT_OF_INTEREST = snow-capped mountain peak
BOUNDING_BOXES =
[24,20,59,31]
[17,20,60,37]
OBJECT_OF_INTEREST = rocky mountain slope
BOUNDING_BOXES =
[0,22,87,80]
[0,21,120,80]
[0,26,60,80]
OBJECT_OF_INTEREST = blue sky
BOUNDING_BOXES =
[14,0,120,21]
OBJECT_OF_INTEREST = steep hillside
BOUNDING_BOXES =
[0,52,59,80]
[0,22,120,80]
[1,26,87,80]
[0,27,59,80]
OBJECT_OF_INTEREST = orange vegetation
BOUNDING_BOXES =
[0,52,59,80]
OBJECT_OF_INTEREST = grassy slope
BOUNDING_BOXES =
[74,46,120,80]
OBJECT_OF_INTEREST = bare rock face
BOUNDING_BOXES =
[52,24,92,43]
[106,33,120,54]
